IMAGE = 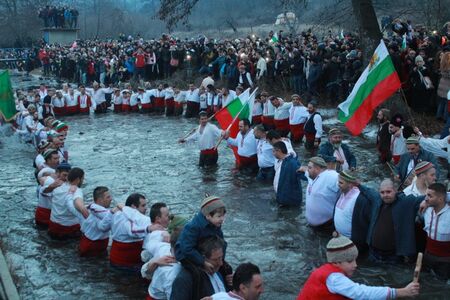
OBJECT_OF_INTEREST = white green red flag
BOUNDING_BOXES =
[215,89,253,138]
[338,40,401,135]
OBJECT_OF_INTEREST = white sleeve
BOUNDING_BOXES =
[67,190,86,222]
[227,137,238,147]
[326,273,394,300]
[419,136,448,159]
[314,114,323,138]
[185,129,199,142]
[96,210,114,232]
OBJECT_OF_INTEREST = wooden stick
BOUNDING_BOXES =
[180,127,197,140]
[399,88,416,128]
[413,252,423,283]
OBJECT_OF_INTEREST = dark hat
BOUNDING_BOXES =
[390,113,403,127]
[43,148,57,159]
[339,170,358,183]
[56,162,72,171]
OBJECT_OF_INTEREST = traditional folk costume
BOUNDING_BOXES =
[185,123,222,167]
[185,88,200,118]
[79,203,114,257]
[77,93,94,114]
[227,129,258,171]
[110,206,150,270]
[289,104,309,143]
[304,111,322,150]
[273,100,291,137]
[261,100,275,130]
[48,183,84,239]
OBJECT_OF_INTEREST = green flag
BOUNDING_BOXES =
[0,70,17,121]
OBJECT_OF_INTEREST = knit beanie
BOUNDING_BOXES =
[55,122,68,133]
[339,170,358,183]
[414,161,433,175]
[406,135,420,144]
[201,195,225,216]
[43,148,56,160]
[326,234,359,263]
[309,156,327,168]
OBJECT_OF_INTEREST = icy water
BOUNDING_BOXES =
[0,73,449,299]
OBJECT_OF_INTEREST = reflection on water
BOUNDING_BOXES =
[0,74,448,299]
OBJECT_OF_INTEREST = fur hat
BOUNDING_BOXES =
[390,113,403,127]
[326,233,359,263]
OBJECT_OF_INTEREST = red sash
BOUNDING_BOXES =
[110,240,143,267]
[48,220,80,239]
[154,97,165,109]
[290,123,305,141]
[426,237,450,257]
[53,106,65,116]
[130,105,139,112]
[122,104,131,112]
[79,106,90,114]
[146,294,156,300]
[141,103,152,110]
[35,207,51,227]
[65,105,79,114]
[166,98,175,108]
[113,104,122,113]
[252,115,262,125]
[261,116,274,126]
[274,118,290,131]
[201,148,218,155]
[79,234,109,257]
[174,102,183,109]
[238,154,257,169]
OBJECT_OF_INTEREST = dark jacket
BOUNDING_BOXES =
[276,155,302,206]
[396,148,439,181]
[376,122,391,163]
[170,265,222,300]
[318,142,356,169]
[367,192,424,257]
[175,212,226,266]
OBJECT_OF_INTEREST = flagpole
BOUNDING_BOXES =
[399,88,416,128]
[213,88,258,150]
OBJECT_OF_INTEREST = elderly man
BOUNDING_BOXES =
[319,128,356,172]
[171,236,227,300]
[179,111,223,167]
[298,157,339,231]
[396,136,439,183]
[367,179,425,263]
[333,171,376,252]
[423,183,450,279]
[211,263,264,300]
[273,141,302,206]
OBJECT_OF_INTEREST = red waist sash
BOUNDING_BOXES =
[35,207,51,226]
[79,234,109,257]
[48,220,80,238]
[426,237,450,257]
[53,106,65,116]
[238,154,257,168]
[65,105,79,114]
[201,148,218,155]
[290,123,305,139]
[252,115,262,125]
[154,97,165,108]
[110,240,144,267]
[166,98,175,107]
[261,115,274,126]
[274,118,290,131]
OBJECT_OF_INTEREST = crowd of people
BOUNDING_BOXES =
[38,5,79,29]
[8,70,450,298]
[4,19,450,299]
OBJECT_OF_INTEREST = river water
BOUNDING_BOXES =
[0,73,448,299]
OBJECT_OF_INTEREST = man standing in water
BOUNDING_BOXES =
[179,111,223,167]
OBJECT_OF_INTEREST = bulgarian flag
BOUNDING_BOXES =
[0,70,17,122]
[215,89,253,138]
[338,40,401,136]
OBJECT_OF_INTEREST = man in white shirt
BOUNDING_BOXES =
[260,92,275,130]
[403,161,436,196]
[298,157,339,231]
[225,119,258,171]
[85,82,113,113]
[211,263,264,300]
[51,90,65,116]
[174,88,186,116]
[77,85,95,114]
[79,186,122,257]
[180,111,223,167]
[185,84,200,118]
[270,96,291,137]
[289,94,309,143]
[150,83,166,114]
[389,113,407,165]
[48,167,86,240]
[253,125,275,181]
[110,193,157,271]
[423,183,450,279]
